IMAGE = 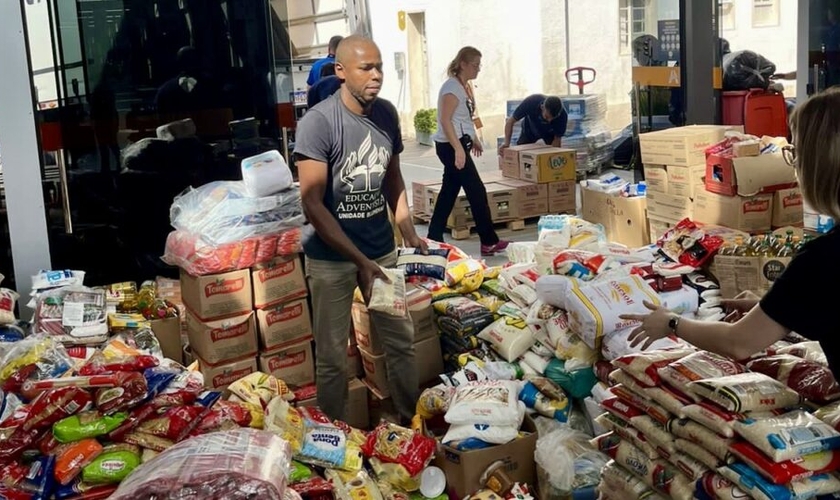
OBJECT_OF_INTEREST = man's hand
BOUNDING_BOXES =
[472,141,484,157]
[403,233,429,255]
[619,300,676,350]
[358,260,389,305]
[498,143,510,156]
[454,145,467,169]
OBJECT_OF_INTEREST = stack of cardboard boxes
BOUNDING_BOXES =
[180,255,316,391]
[352,284,443,404]
[639,125,802,240]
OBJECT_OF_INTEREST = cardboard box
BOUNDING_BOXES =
[353,297,436,356]
[548,180,576,214]
[705,153,797,197]
[434,416,538,498]
[366,382,398,428]
[411,180,441,214]
[580,188,650,247]
[643,164,668,193]
[485,183,517,220]
[648,216,677,243]
[186,310,257,364]
[773,187,804,228]
[498,178,549,204]
[407,285,436,342]
[358,346,389,398]
[519,199,550,219]
[666,164,706,199]
[414,335,444,385]
[693,191,773,233]
[733,140,761,157]
[198,355,258,390]
[347,342,363,379]
[151,317,182,365]
[500,144,547,179]
[639,125,735,166]
[710,254,792,298]
[259,339,315,388]
[251,255,308,309]
[298,378,369,430]
[519,147,576,183]
[180,269,252,321]
[256,298,313,351]
[480,170,506,184]
[646,190,693,221]
[426,185,475,228]
[352,302,382,356]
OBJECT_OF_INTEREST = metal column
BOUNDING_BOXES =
[0,1,52,313]
[680,0,719,125]
[797,0,811,101]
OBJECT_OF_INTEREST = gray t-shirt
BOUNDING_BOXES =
[294,93,403,261]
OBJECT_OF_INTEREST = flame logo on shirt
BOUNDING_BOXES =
[340,132,390,193]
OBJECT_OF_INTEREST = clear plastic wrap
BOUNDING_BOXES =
[33,286,108,345]
[109,428,292,500]
[170,181,304,245]
[162,227,302,276]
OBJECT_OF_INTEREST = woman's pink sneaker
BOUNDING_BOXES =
[481,240,510,256]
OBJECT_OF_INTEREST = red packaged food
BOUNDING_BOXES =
[54,439,103,485]
[290,476,334,498]
[37,432,61,455]
[361,422,437,476]
[197,401,253,433]
[23,387,91,432]
[78,354,159,376]
[747,354,840,404]
[94,372,148,414]
[0,428,41,463]
[108,403,157,442]
[137,406,204,441]
[2,364,39,394]
[730,441,840,485]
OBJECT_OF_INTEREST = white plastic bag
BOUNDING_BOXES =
[241,150,293,198]
[368,268,407,317]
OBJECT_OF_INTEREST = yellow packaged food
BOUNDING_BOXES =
[444,260,484,287]
[369,457,420,492]
[483,266,502,280]
[415,387,452,419]
[107,313,149,331]
[264,397,304,453]
[228,372,293,409]
[242,402,265,429]
[454,269,483,294]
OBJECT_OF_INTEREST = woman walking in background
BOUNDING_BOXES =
[427,46,509,256]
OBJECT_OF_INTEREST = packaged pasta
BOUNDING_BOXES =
[361,422,436,476]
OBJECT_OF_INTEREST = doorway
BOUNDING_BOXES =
[407,12,430,118]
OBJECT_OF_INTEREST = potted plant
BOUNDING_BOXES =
[413,109,437,146]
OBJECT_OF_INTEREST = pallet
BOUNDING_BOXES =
[412,210,533,240]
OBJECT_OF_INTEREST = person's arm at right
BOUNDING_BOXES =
[439,93,466,168]
[671,307,788,360]
[297,157,385,301]
[499,117,518,155]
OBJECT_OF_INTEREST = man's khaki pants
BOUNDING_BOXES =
[305,252,419,422]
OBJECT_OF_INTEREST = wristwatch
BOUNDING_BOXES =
[668,315,681,336]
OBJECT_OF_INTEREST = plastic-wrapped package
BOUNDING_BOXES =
[109,429,292,500]
[33,287,108,344]
[170,181,304,245]
[162,228,302,276]
[241,150,293,198]
[746,354,840,404]
[722,50,776,91]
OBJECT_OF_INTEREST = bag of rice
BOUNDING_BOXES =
[554,330,598,367]
[397,248,449,280]
[688,372,802,413]
[595,413,660,459]
[565,275,662,349]
[674,438,722,470]
[467,289,506,313]
[601,328,686,361]
[777,341,829,366]
[442,401,524,445]
[525,300,556,327]
[611,439,695,500]
[601,397,676,455]
[666,451,710,481]
[508,284,538,308]
[368,268,407,317]
[658,351,746,401]
[732,410,840,463]
[444,259,484,287]
[746,354,840,404]
[433,296,493,331]
[600,459,666,500]
[730,440,840,485]
[613,346,697,387]
[668,418,735,463]
[477,317,536,363]
[479,279,508,299]
[816,401,840,431]
[699,473,750,500]
[610,385,672,425]
[609,369,693,417]
[444,380,523,426]
[680,402,761,438]
[719,463,840,500]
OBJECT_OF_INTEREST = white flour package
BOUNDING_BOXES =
[564,275,662,349]
[444,380,523,426]
[368,268,407,317]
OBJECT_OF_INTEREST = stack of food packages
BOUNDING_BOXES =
[0,321,445,500]
[404,216,739,498]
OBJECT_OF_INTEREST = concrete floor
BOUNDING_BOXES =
[399,140,538,266]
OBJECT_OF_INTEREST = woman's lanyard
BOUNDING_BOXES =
[458,77,476,136]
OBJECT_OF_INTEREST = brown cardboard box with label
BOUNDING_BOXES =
[358,346,389,397]
[648,216,677,243]
[710,254,792,298]
[354,288,435,354]
[548,180,576,214]
[186,310,257,364]
[639,125,735,166]
[643,164,668,193]
[580,188,650,247]
[359,336,443,399]
[694,191,773,233]
[198,355,258,390]
[646,190,693,221]
[151,317,182,364]
[485,183,517,220]
[500,144,548,179]
[298,378,369,430]
[259,339,315,389]
[180,269,252,321]
[498,179,549,205]
[519,147,576,183]
[411,180,441,215]
[434,416,538,498]
[480,170,506,184]
[426,185,474,227]
[705,152,796,197]
[347,342,363,379]
[667,164,706,199]
[251,255,308,309]
[256,298,312,351]
[773,187,804,228]
[519,199,550,219]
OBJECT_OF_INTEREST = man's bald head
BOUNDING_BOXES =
[335,35,381,65]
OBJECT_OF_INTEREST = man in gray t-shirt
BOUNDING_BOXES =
[294,36,426,423]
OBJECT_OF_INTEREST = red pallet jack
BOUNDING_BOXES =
[566,66,597,94]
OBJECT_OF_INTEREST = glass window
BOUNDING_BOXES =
[753,0,780,28]
[620,0,650,55]
[721,0,736,30]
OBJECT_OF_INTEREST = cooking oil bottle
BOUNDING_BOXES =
[733,236,748,256]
